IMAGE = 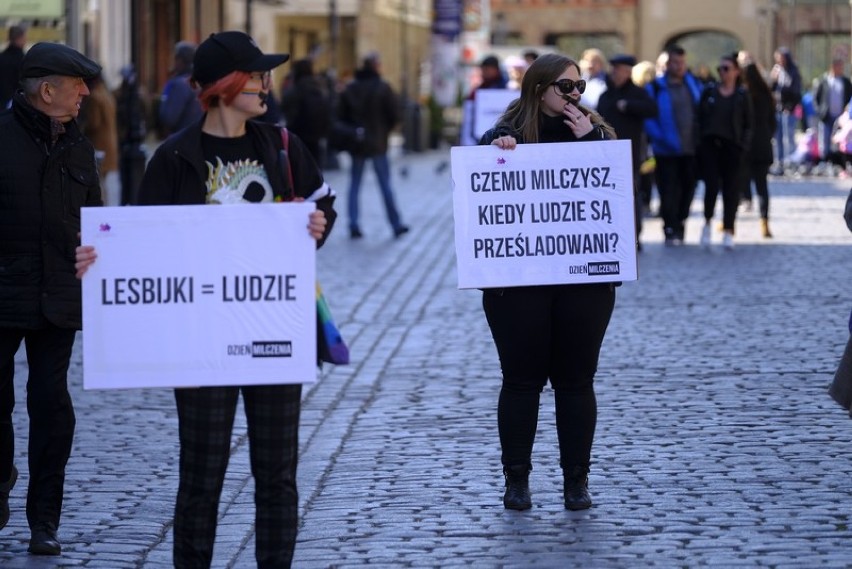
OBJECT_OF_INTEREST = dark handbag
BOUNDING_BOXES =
[829,335,852,418]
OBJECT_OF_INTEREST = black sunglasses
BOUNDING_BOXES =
[717,65,732,73]
[550,79,586,95]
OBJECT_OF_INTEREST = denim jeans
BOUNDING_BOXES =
[348,153,403,232]
[820,115,839,160]
[774,110,798,164]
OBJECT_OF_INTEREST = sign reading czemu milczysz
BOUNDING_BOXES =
[451,139,637,289]
[80,203,317,389]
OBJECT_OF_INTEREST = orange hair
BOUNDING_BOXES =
[197,71,251,111]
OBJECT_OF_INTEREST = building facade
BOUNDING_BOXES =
[489,0,851,83]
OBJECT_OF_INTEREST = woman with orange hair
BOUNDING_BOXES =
[76,31,336,568]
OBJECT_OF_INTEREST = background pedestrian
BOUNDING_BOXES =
[158,41,202,137]
[79,71,120,206]
[644,44,703,246]
[769,47,802,173]
[696,53,753,250]
[814,57,852,167]
[741,62,777,238]
[0,25,26,109]
[281,58,331,165]
[338,52,408,239]
[597,53,658,250]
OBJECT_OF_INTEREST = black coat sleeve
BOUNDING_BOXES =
[137,144,178,205]
[287,131,337,248]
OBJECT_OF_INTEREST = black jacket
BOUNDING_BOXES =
[338,68,399,157]
[597,79,658,171]
[138,118,336,247]
[697,83,754,151]
[480,112,612,145]
[281,76,331,145]
[0,91,102,329]
[0,44,24,108]
[748,89,777,165]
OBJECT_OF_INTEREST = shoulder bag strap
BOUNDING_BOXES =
[279,127,295,201]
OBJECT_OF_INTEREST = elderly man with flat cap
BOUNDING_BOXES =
[597,53,658,250]
[0,42,101,556]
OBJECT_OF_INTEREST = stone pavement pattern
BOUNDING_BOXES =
[1,149,851,568]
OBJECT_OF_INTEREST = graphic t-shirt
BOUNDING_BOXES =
[201,132,273,204]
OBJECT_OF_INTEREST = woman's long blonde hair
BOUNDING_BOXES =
[496,53,614,143]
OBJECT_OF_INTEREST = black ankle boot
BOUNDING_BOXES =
[503,464,532,510]
[563,465,592,511]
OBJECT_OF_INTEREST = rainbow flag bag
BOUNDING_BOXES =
[316,282,349,365]
[279,127,349,366]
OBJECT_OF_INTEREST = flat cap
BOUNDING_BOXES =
[609,54,637,67]
[21,42,101,80]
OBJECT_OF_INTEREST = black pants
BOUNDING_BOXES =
[655,155,697,240]
[744,162,771,220]
[173,384,301,569]
[483,284,615,470]
[0,325,76,529]
[701,137,743,231]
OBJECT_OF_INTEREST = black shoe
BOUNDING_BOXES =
[0,465,17,530]
[503,464,532,510]
[350,227,363,239]
[28,521,61,555]
[563,465,592,511]
[393,225,410,238]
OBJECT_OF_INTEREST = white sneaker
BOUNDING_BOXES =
[722,232,734,250]
[700,224,711,247]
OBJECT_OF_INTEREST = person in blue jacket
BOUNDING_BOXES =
[644,44,703,245]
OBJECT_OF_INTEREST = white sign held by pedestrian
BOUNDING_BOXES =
[472,89,518,140]
[80,203,317,389]
[451,139,637,289]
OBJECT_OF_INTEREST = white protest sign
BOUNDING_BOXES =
[451,139,637,289]
[81,203,316,389]
[459,100,478,146]
[472,89,518,141]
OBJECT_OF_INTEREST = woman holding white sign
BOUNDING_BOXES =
[478,53,616,512]
[76,31,335,568]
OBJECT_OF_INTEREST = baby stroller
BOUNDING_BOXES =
[785,128,821,175]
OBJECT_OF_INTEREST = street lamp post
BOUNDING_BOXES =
[329,0,338,78]
[400,0,409,104]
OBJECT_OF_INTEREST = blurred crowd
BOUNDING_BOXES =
[465,42,852,249]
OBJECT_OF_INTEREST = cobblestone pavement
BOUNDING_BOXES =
[1,149,850,568]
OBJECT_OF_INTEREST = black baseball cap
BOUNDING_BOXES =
[20,42,101,80]
[192,31,289,85]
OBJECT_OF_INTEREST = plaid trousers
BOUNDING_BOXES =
[173,384,301,569]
